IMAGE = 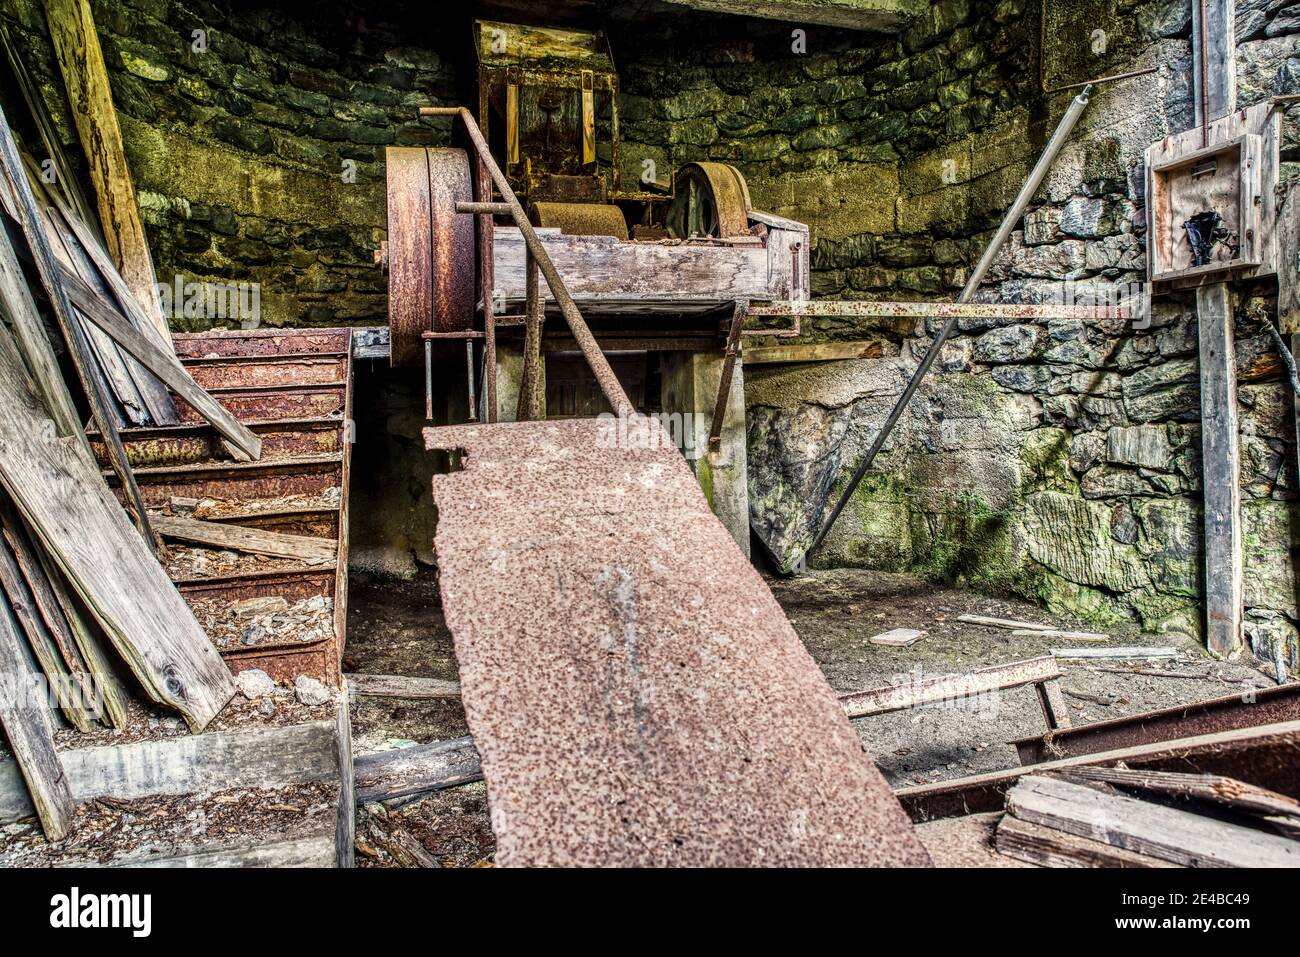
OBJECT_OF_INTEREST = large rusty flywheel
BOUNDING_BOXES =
[666,162,752,240]
[385,146,476,367]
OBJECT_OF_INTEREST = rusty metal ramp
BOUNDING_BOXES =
[425,416,930,867]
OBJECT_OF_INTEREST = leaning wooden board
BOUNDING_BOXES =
[0,323,234,731]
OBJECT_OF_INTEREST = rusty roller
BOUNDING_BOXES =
[385,146,476,367]
[666,161,752,239]
[531,201,629,239]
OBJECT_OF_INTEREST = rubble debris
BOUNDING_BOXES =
[186,595,332,651]
[235,669,278,700]
[295,675,332,706]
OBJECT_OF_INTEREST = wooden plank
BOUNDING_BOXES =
[0,590,73,839]
[1191,0,1236,127]
[957,613,1053,631]
[839,656,1061,719]
[126,835,336,869]
[0,720,338,824]
[0,104,157,547]
[492,227,770,306]
[21,519,131,730]
[44,0,167,339]
[1065,766,1300,824]
[0,531,96,731]
[345,673,461,700]
[1051,646,1177,660]
[353,737,483,804]
[1011,629,1108,642]
[34,171,177,424]
[743,339,886,365]
[335,691,355,868]
[995,814,1177,868]
[1034,677,1072,731]
[1197,282,1243,657]
[1005,775,1298,868]
[0,197,82,442]
[152,514,335,563]
[61,263,262,461]
[0,326,235,731]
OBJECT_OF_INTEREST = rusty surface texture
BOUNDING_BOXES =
[425,416,930,867]
[901,719,1300,822]
[1012,682,1300,765]
[386,147,476,367]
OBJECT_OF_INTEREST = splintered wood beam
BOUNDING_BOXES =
[0,589,73,840]
[1197,283,1243,657]
[43,0,167,340]
[353,737,483,804]
[152,514,336,563]
[0,327,235,732]
[58,263,262,461]
[1005,775,1298,868]
[345,673,461,700]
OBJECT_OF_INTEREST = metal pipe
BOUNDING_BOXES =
[804,86,1094,565]
[457,201,513,216]
[420,106,635,419]
[466,340,477,423]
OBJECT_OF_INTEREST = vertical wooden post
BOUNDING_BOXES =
[44,0,168,343]
[1192,0,1243,657]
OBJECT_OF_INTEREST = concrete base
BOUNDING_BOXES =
[661,350,751,558]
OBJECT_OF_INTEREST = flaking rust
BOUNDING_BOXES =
[425,416,931,867]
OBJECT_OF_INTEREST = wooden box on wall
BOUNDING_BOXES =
[1144,102,1280,288]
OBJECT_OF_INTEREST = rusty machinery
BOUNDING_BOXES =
[378,19,809,412]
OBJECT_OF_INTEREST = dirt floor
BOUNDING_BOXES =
[343,565,1279,867]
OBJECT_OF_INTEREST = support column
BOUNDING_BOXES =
[1192,0,1243,657]
[493,343,544,423]
[661,350,750,558]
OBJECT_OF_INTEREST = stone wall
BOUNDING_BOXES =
[3,0,465,328]
[729,0,1300,667]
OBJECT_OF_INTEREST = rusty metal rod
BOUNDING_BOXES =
[476,155,497,423]
[706,300,747,459]
[804,86,1093,566]
[457,201,513,216]
[420,106,635,419]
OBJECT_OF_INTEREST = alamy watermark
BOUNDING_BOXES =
[156,275,261,326]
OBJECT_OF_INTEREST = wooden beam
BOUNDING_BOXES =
[0,589,73,840]
[838,656,1062,719]
[1064,766,1300,826]
[743,339,885,365]
[1005,774,1298,868]
[1192,0,1237,128]
[995,814,1177,868]
[43,0,167,340]
[0,327,235,732]
[346,673,461,700]
[1197,282,1243,657]
[353,737,483,804]
[152,513,335,563]
[0,104,157,548]
[60,263,262,461]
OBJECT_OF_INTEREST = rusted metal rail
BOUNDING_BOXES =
[1012,682,1300,765]
[419,105,635,420]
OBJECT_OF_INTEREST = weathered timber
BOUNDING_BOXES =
[62,263,261,461]
[335,688,355,868]
[345,673,461,700]
[1051,646,1178,660]
[126,835,336,869]
[957,613,1055,631]
[0,590,73,839]
[0,104,156,545]
[353,737,483,804]
[743,339,887,365]
[901,719,1300,822]
[44,0,166,338]
[0,721,339,824]
[1005,775,1298,868]
[1064,766,1300,824]
[1011,629,1108,642]
[0,328,235,731]
[1197,282,1244,657]
[839,656,1061,719]
[152,514,336,563]
[0,531,96,731]
[995,814,1177,868]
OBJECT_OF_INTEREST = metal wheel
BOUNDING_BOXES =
[385,147,476,367]
[666,162,752,239]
